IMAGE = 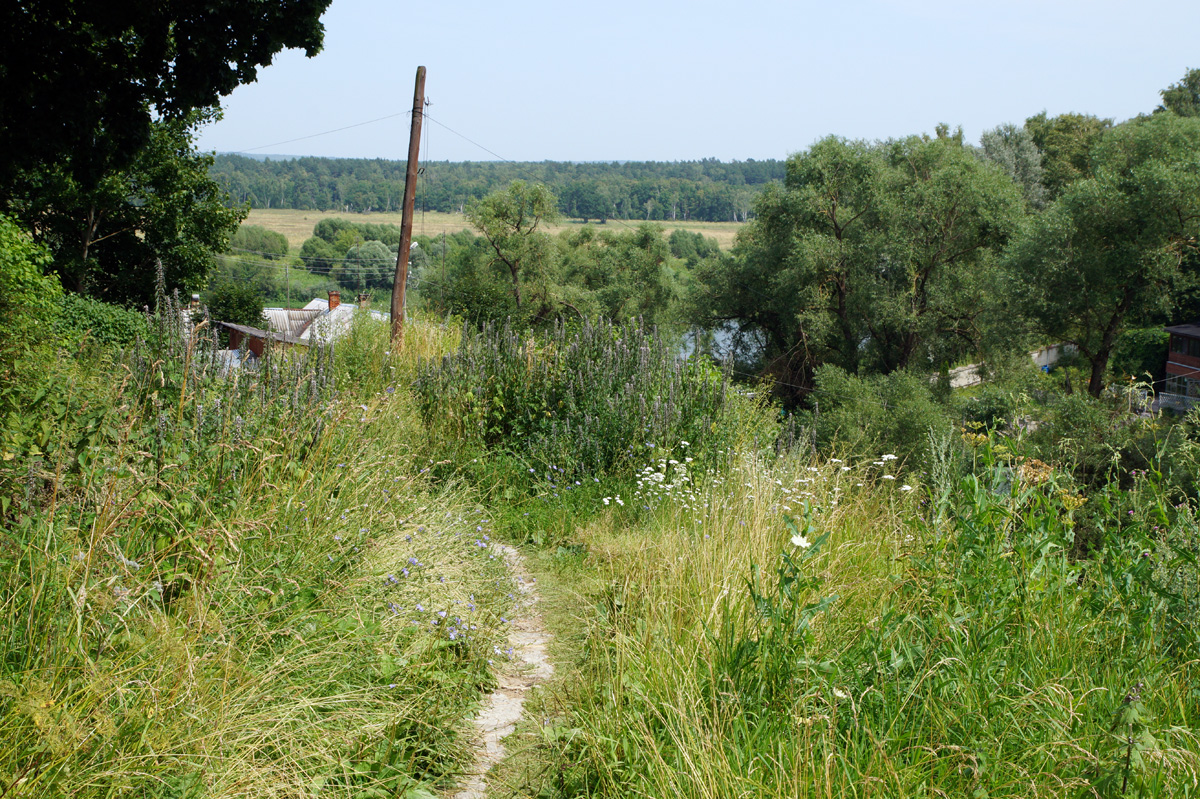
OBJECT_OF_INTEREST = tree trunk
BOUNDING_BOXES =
[1087,352,1110,397]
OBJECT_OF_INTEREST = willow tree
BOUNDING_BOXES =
[466,181,560,311]
[694,133,1023,399]
[1006,113,1200,396]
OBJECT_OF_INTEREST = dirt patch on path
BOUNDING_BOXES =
[451,543,553,799]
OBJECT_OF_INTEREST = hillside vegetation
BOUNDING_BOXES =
[5,16,1200,795]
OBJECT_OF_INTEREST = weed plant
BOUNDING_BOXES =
[414,318,731,483]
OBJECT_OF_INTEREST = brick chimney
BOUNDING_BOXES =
[328,290,341,310]
[357,293,370,309]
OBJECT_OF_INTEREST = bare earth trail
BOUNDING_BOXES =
[451,543,553,799]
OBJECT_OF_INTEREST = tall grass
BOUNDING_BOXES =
[0,294,518,797]
[529,437,1200,798]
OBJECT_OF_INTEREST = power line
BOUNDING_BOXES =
[217,252,401,274]
[231,110,412,154]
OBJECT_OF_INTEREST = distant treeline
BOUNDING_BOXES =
[209,155,784,222]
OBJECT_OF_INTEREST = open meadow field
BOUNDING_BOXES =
[245,208,745,252]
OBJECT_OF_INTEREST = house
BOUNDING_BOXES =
[214,291,391,361]
[295,291,390,345]
[217,321,304,359]
[1161,322,1200,410]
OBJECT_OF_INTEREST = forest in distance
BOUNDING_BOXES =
[208,154,783,222]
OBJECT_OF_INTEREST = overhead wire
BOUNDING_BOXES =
[230,110,412,154]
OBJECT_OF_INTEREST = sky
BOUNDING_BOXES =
[196,0,1200,163]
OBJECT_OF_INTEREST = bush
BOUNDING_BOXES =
[54,293,149,349]
[414,318,731,480]
[812,364,951,467]
[229,223,289,259]
[0,214,60,360]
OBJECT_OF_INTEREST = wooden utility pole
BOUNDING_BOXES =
[391,66,426,346]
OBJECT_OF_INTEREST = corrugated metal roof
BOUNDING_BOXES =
[217,321,304,346]
[262,308,322,337]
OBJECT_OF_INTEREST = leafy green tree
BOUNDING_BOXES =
[229,225,289,260]
[978,123,1047,210]
[1006,113,1200,396]
[313,218,353,245]
[467,181,560,311]
[1157,67,1200,117]
[668,229,721,268]
[560,224,681,325]
[1024,112,1112,200]
[205,280,265,346]
[300,237,341,274]
[0,0,331,198]
[16,114,244,306]
[337,240,392,291]
[694,134,1023,400]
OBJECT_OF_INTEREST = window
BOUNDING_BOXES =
[1169,335,1200,357]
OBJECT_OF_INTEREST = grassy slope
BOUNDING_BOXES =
[0,318,523,797]
[492,449,1200,798]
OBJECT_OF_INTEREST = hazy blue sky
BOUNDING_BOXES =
[196,0,1200,162]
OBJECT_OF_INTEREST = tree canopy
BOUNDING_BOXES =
[13,115,245,305]
[0,0,331,197]
[1006,113,1200,396]
[692,134,1022,399]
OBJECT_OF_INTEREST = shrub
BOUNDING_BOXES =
[414,318,731,480]
[0,214,60,360]
[54,293,149,349]
[812,364,951,466]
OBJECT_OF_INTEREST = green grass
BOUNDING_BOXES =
[6,289,1199,799]
[497,442,1200,798]
[0,308,520,797]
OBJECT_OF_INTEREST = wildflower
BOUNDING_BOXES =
[881,454,897,461]
[899,485,913,492]
[791,533,812,549]
[882,474,895,480]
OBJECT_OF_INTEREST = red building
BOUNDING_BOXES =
[1163,322,1200,409]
